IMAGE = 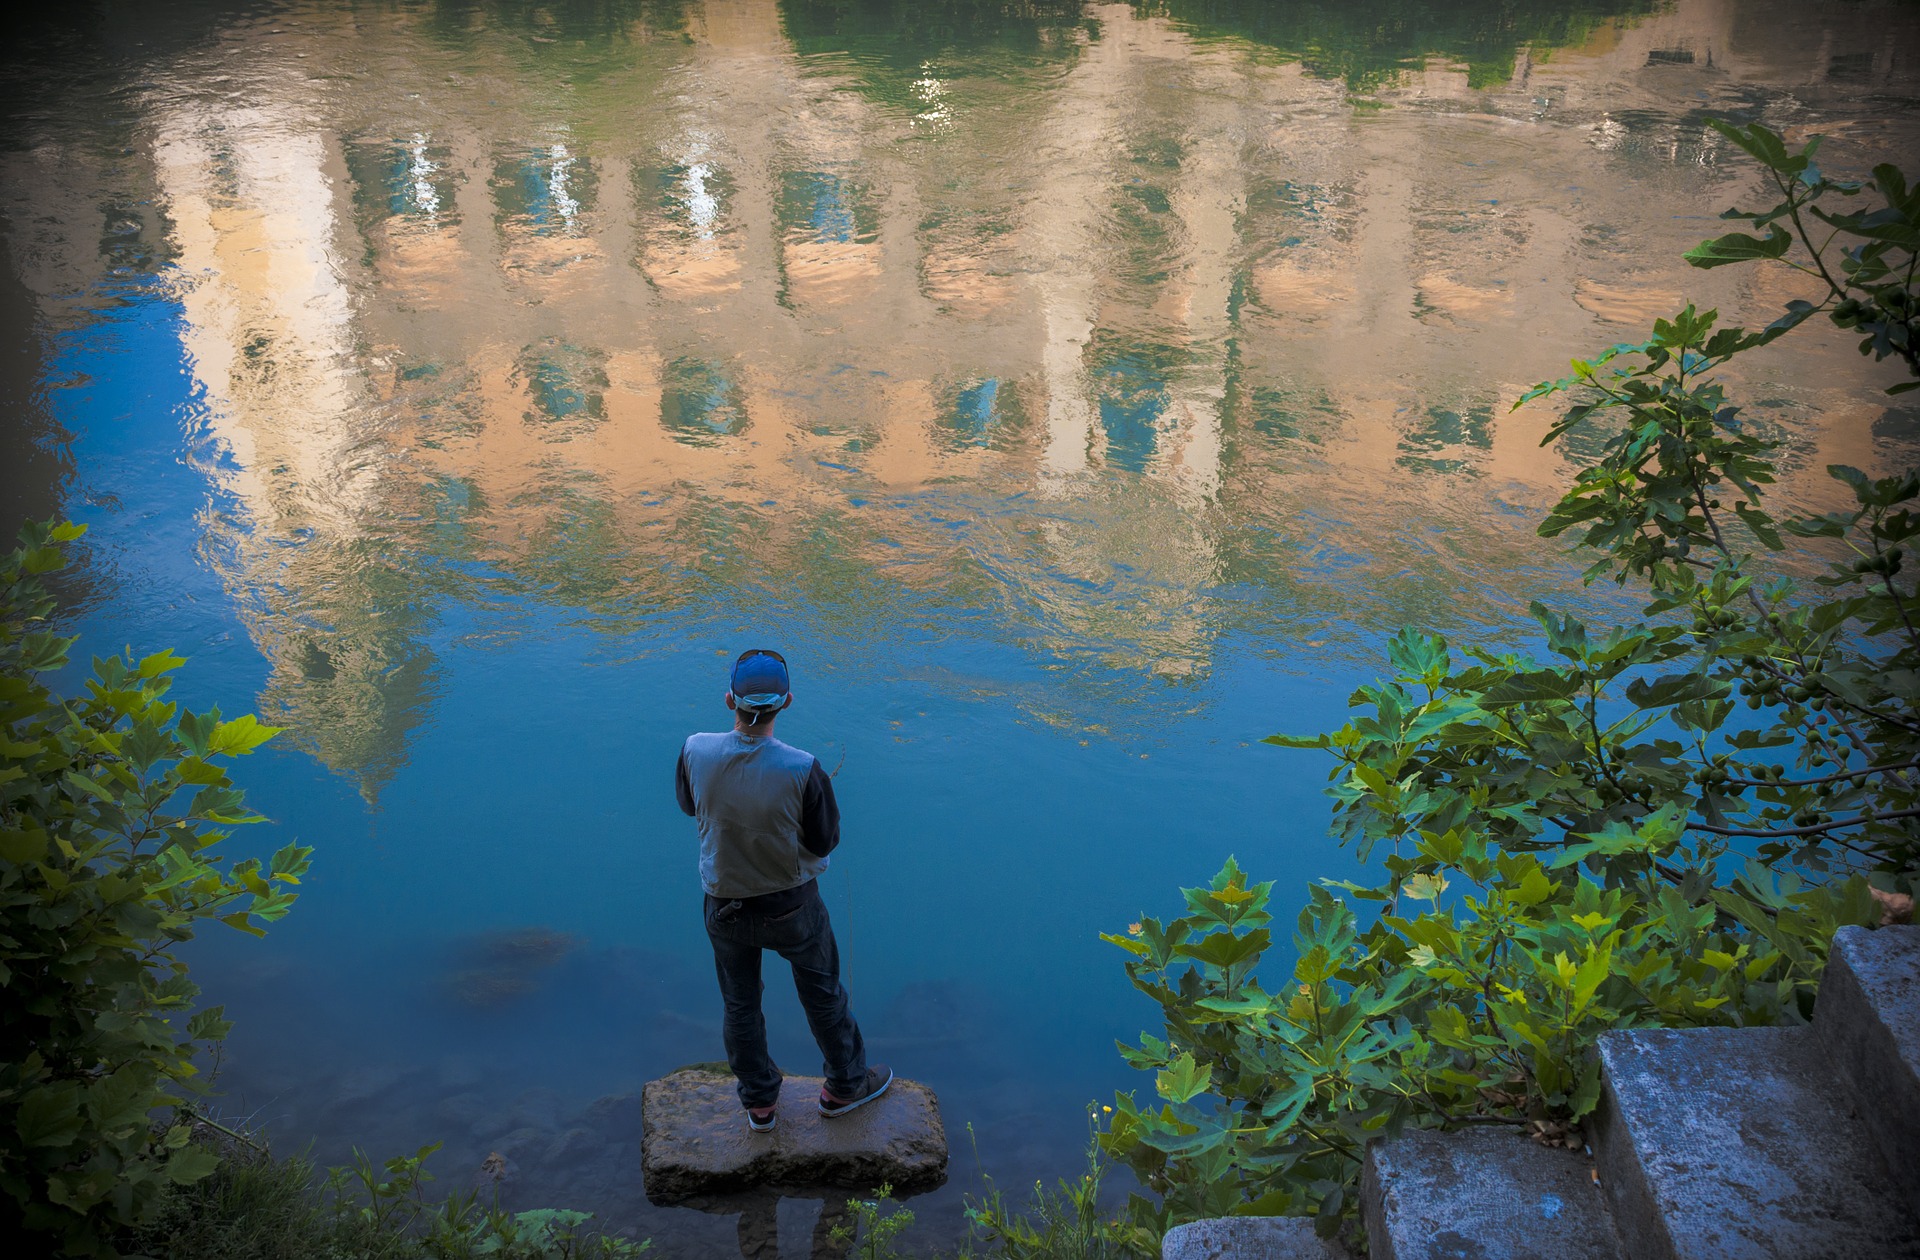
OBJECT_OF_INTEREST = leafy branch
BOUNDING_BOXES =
[1,522,312,1255]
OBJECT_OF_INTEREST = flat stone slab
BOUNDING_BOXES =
[1161,1217,1353,1259]
[640,1068,947,1204]
[1364,1127,1623,1260]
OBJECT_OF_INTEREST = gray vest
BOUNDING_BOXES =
[680,731,828,898]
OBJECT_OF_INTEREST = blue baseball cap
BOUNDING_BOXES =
[729,648,790,710]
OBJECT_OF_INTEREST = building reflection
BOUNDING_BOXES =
[7,0,1918,785]
[145,95,442,797]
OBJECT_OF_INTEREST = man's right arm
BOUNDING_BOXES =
[674,744,696,817]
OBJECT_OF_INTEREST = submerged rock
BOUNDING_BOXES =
[495,1126,548,1163]
[472,1149,517,1193]
[640,1067,947,1204]
[332,1064,414,1108]
[870,979,999,1063]
[472,927,578,967]
[543,1126,602,1167]
[583,1091,643,1133]
[436,1055,487,1091]
[439,926,581,1009]
[434,1091,489,1131]
[508,1086,563,1131]
[442,969,537,1007]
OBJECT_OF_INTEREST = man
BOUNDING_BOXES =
[674,648,892,1132]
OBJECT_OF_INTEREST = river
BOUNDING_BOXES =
[3,0,1918,1254]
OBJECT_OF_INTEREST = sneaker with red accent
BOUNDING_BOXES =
[817,1065,893,1118]
[746,1105,776,1132]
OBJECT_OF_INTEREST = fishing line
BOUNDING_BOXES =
[828,744,852,989]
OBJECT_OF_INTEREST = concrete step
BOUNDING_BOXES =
[1593,1025,1920,1259]
[1361,1127,1623,1260]
[1160,1217,1353,1259]
[1815,924,1920,1194]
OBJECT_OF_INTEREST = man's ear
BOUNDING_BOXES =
[725,692,738,712]
[781,693,794,713]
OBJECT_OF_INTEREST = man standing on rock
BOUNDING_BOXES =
[674,648,892,1132]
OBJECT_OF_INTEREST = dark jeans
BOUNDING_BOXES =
[705,880,867,1109]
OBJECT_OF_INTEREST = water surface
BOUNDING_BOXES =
[4,1,1920,1253]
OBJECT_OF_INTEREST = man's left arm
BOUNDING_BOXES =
[799,761,840,857]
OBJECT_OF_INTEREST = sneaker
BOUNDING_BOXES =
[746,1105,776,1132]
[818,1065,894,1118]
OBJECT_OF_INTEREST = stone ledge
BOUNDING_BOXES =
[1816,924,1920,1195]
[640,1067,947,1204]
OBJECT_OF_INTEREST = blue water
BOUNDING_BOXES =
[7,0,1920,1254]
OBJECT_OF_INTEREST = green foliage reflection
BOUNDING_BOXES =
[1137,0,1660,90]
[779,0,1664,121]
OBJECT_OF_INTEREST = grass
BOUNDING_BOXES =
[120,1110,1153,1260]
[120,1136,645,1260]
[126,1148,329,1260]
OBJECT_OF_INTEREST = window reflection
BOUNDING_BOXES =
[778,169,882,306]
[644,155,737,243]
[660,357,747,445]
[493,143,596,236]
[516,343,607,424]
[941,377,1000,448]
[347,134,457,225]
[780,171,874,245]
[1398,403,1493,475]
[635,148,742,295]
[1090,349,1174,474]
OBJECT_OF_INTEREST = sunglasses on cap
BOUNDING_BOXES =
[730,648,791,712]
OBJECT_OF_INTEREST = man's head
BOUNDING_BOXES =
[727,648,792,728]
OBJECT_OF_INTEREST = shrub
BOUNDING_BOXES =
[0,522,309,1255]
[1098,121,1919,1241]
[2,529,644,1257]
